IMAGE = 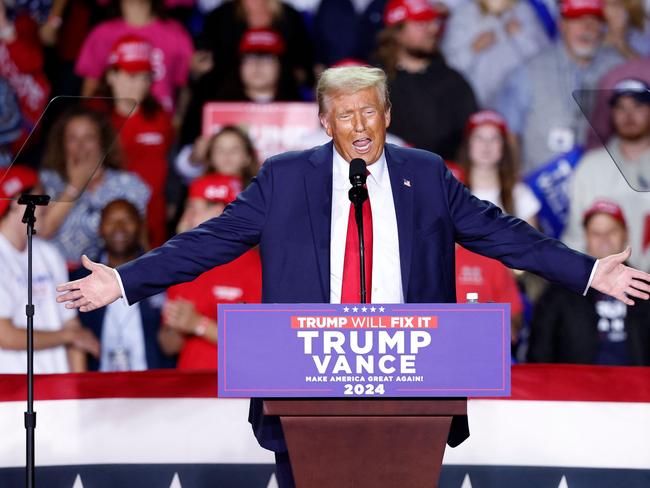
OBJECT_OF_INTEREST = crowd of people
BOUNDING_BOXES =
[0,0,648,373]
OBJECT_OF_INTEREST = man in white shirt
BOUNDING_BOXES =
[0,166,98,373]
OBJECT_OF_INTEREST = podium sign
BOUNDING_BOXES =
[218,303,510,398]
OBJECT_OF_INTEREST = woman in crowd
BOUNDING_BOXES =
[75,0,193,115]
[175,125,257,194]
[441,0,549,107]
[180,27,300,147]
[457,110,540,226]
[195,0,314,93]
[38,105,150,268]
[96,34,174,248]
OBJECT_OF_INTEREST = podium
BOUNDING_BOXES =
[264,398,466,487]
[219,303,510,487]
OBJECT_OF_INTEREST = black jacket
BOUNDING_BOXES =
[383,53,478,160]
[528,285,650,365]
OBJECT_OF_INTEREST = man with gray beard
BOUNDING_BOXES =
[497,0,624,174]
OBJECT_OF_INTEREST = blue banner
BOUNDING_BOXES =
[524,147,583,238]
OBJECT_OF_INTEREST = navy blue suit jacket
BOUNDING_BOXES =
[119,142,596,450]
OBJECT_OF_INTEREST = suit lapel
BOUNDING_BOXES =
[385,144,414,298]
[304,142,333,301]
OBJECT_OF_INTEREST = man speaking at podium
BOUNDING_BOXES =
[57,66,650,487]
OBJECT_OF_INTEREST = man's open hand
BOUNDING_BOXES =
[56,255,122,312]
[591,247,650,305]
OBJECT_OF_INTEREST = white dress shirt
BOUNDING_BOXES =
[100,299,147,371]
[329,148,404,304]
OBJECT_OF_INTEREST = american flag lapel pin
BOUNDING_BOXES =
[403,178,411,188]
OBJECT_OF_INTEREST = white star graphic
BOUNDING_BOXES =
[557,475,569,488]
[379,306,385,312]
[169,472,183,488]
[370,306,376,312]
[361,306,368,312]
[267,473,279,488]
[460,473,473,488]
[352,307,359,312]
[72,475,84,488]
[343,306,349,312]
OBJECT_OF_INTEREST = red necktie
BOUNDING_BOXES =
[341,193,373,303]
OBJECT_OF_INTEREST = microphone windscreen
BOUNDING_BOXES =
[349,158,367,185]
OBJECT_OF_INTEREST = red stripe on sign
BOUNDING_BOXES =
[507,364,650,403]
[290,316,438,329]
[0,369,217,402]
[0,365,648,403]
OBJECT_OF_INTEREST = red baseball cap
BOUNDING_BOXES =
[189,174,242,205]
[108,35,154,73]
[465,110,509,136]
[239,29,286,56]
[0,166,39,216]
[331,58,368,68]
[583,200,627,228]
[384,0,442,26]
[560,0,604,19]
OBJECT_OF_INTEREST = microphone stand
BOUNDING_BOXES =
[348,186,368,304]
[18,193,51,488]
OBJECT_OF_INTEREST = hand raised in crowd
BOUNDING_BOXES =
[0,1,16,43]
[162,299,201,335]
[190,50,214,79]
[602,0,637,56]
[603,0,628,38]
[472,31,497,53]
[505,18,522,36]
[39,16,62,47]
[57,255,123,312]
[189,135,213,169]
[591,247,650,306]
[65,152,98,193]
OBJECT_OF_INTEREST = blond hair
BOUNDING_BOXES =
[317,66,391,115]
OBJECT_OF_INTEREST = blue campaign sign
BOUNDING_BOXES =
[524,147,583,238]
[218,303,511,398]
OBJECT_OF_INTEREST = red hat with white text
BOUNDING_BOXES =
[239,29,286,56]
[560,0,604,19]
[108,35,154,73]
[465,110,509,136]
[384,0,442,26]
[189,174,242,205]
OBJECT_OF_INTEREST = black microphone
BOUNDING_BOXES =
[348,158,369,302]
[349,158,367,187]
[348,158,368,206]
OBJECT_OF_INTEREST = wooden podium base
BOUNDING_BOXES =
[264,399,467,488]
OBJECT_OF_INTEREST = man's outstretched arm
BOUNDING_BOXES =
[57,158,274,311]
[440,160,650,304]
[56,255,123,312]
